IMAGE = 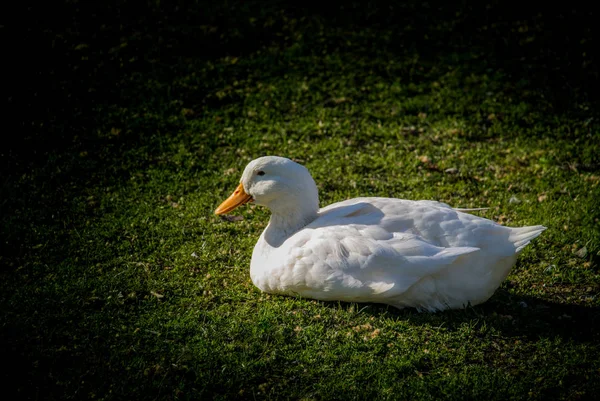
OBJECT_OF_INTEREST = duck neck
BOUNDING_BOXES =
[263,203,318,247]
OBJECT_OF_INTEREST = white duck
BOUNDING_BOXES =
[215,156,545,311]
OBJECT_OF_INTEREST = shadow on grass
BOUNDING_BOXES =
[348,291,600,344]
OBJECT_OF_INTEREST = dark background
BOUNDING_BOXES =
[5,0,598,171]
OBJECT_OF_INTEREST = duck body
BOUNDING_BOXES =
[216,156,545,311]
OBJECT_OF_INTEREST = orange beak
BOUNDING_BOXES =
[214,183,253,215]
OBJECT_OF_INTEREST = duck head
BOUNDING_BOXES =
[215,156,320,221]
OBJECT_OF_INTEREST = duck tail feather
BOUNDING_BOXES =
[509,225,547,253]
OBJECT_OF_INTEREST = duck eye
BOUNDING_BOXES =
[257,171,265,176]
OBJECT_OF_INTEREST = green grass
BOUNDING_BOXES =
[2,1,599,400]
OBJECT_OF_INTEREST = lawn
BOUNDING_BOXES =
[2,1,599,400]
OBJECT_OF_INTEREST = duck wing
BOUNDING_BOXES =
[281,201,479,300]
